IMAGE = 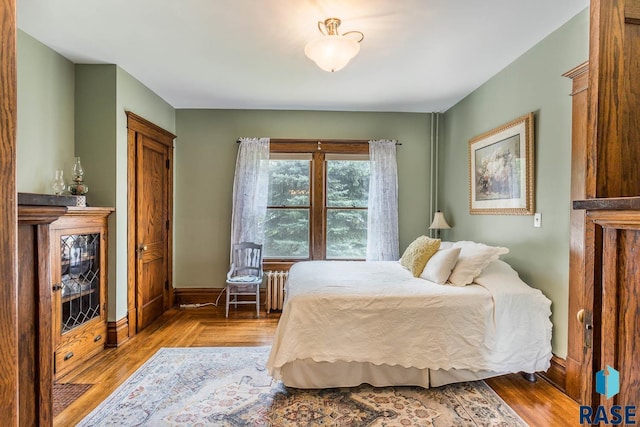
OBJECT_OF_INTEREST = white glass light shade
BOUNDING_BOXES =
[429,211,451,230]
[304,35,361,72]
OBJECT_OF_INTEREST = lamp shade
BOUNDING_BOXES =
[429,211,451,230]
[304,35,361,72]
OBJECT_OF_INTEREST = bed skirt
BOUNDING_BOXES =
[277,359,508,389]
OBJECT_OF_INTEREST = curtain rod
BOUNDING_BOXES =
[236,138,401,145]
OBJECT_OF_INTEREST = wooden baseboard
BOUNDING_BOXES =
[106,316,130,348]
[539,354,566,393]
[174,287,226,305]
[174,287,266,307]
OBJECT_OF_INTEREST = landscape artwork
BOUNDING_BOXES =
[469,113,534,215]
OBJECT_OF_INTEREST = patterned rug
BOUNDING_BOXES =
[78,347,527,426]
[53,383,92,417]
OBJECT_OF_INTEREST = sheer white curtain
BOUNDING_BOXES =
[366,139,399,261]
[230,137,270,248]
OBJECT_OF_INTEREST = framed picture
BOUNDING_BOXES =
[469,112,534,215]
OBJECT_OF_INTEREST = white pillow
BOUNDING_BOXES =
[439,241,454,250]
[420,247,461,284]
[447,241,509,286]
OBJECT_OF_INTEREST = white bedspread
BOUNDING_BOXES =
[267,261,552,379]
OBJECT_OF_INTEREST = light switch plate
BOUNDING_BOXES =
[534,212,542,228]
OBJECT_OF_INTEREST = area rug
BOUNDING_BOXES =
[78,347,527,426]
[53,383,92,417]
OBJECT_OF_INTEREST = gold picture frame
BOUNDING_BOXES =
[469,112,534,215]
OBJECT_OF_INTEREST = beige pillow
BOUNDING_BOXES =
[400,236,441,277]
[447,241,509,286]
[420,247,462,284]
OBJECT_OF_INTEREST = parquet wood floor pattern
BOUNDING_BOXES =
[54,305,579,427]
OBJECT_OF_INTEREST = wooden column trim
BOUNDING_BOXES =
[563,61,590,403]
[127,128,137,338]
[106,316,130,347]
[35,224,53,425]
[0,0,18,424]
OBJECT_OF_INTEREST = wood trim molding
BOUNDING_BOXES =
[127,127,137,338]
[562,61,589,95]
[127,113,176,338]
[562,61,589,80]
[167,140,175,310]
[174,287,267,307]
[106,316,130,347]
[564,62,590,403]
[174,288,227,305]
[539,355,567,394]
[574,196,640,211]
[125,111,176,143]
[0,0,18,423]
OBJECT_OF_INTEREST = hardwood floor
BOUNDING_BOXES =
[55,305,579,426]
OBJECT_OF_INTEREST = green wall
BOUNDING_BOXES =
[439,9,589,358]
[18,30,177,323]
[19,8,589,358]
[75,64,175,321]
[75,65,117,208]
[174,110,432,288]
[17,30,75,193]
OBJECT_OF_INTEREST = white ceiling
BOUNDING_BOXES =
[17,0,588,112]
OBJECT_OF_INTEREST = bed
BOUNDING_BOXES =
[266,245,552,389]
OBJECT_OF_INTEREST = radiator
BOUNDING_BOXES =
[266,270,288,313]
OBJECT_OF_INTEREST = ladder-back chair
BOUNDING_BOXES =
[225,242,263,318]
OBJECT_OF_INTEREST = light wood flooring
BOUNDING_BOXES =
[55,305,579,426]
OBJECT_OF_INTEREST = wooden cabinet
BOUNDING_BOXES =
[573,199,640,409]
[17,204,67,427]
[50,207,113,379]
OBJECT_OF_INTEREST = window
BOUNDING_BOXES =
[263,140,370,261]
[264,154,311,259]
[325,155,369,258]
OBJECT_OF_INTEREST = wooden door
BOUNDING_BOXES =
[127,112,175,335]
[136,134,170,330]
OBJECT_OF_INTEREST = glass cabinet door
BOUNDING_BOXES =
[59,233,101,333]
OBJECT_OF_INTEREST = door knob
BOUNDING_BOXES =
[138,244,148,259]
[577,308,585,323]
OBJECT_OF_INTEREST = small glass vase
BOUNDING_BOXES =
[52,170,66,195]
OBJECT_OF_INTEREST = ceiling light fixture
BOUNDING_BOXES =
[304,18,364,72]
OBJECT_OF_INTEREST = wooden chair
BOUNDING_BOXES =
[225,242,263,318]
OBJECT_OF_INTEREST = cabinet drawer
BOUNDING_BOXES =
[55,319,106,378]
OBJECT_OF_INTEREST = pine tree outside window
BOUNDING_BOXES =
[263,140,370,262]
